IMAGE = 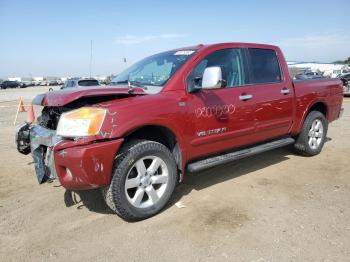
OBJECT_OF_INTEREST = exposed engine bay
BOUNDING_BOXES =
[37,96,120,130]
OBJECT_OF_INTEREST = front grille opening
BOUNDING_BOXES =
[38,107,65,130]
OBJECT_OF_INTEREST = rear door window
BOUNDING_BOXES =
[247,48,282,84]
[78,80,99,86]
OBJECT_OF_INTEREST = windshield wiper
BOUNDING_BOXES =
[113,80,145,88]
[142,83,162,87]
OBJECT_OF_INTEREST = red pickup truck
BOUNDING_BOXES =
[16,43,344,220]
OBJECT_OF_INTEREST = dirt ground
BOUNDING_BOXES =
[1,87,350,262]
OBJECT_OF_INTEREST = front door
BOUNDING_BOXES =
[185,48,256,160]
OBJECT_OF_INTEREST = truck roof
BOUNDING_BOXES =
[171,42,280,52]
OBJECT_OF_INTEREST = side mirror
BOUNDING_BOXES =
[202,66,223,89]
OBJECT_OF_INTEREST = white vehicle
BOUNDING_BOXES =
[289,62,349,78]
[332,69,350,78]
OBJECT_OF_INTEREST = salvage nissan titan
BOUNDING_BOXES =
[16,43,344,220]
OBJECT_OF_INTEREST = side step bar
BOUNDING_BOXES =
[187,137,295,173]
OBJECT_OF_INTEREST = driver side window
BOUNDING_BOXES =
[187,48,246,91]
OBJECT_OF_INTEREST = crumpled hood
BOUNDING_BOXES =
[32,86,146,106]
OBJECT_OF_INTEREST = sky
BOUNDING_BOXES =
[0,0,349,78]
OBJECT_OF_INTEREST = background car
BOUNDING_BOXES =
[48,80,59,86]
[19,81,33,88]
[340,73,350,96]
[294,71,326,80]
[60,78,100,89]
[340,73,350,84]
[304,71,324,78]
[1,80,21,89]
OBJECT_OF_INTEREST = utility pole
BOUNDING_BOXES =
[89,40,93,78]
[123,44,128,69]
[123,57,127,68]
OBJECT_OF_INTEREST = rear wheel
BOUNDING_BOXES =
[103,140,177,221]
[294,111,328,156]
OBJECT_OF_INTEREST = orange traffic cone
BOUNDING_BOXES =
[18,98,26,112]
[13,97,26,125]
[27,104,35,123]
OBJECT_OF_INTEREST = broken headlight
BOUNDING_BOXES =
[57,107,106,137]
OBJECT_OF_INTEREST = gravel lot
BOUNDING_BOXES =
[0,87,350,261]
[0,86,61,101]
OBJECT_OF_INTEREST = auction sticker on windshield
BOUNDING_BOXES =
[174,50,195,55]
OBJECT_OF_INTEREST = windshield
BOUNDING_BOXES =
[111,50,196,94]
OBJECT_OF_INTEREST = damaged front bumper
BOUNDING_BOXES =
[15,123,124,190]
[16,123,60,183]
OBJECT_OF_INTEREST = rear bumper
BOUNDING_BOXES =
[16,123,124,190]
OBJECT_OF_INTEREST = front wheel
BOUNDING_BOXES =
[294,111,328,156]
[103,140,178,221]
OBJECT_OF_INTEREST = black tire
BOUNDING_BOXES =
[294,111,328,156]
[102,139,178,221]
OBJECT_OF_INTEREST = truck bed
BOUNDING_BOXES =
[291,78,343,134]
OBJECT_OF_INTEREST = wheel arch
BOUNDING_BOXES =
[122,125,184,180]
[308,101,328,119]
[293,100,328,135]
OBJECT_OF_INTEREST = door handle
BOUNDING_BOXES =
[239,94,253,101]
[281,88,290,95]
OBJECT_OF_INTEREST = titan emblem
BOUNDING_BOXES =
[195,104,235,118]
[197,127,227,137]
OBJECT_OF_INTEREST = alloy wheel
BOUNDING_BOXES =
[308,119,324,150]
[124,156,169,208]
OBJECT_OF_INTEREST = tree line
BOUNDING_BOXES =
[333,57,350,64]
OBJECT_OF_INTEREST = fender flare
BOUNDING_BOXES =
[292,99,328,135]
[120,123,187,181]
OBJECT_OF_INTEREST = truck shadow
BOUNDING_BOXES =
[64,189,115,215]
[174,136,333,202]
[64,146,293,215]
[167,146,293,208]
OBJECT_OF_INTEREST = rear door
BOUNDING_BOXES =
[245,48,293,140]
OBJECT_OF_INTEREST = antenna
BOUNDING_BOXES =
[89,40,93,78]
